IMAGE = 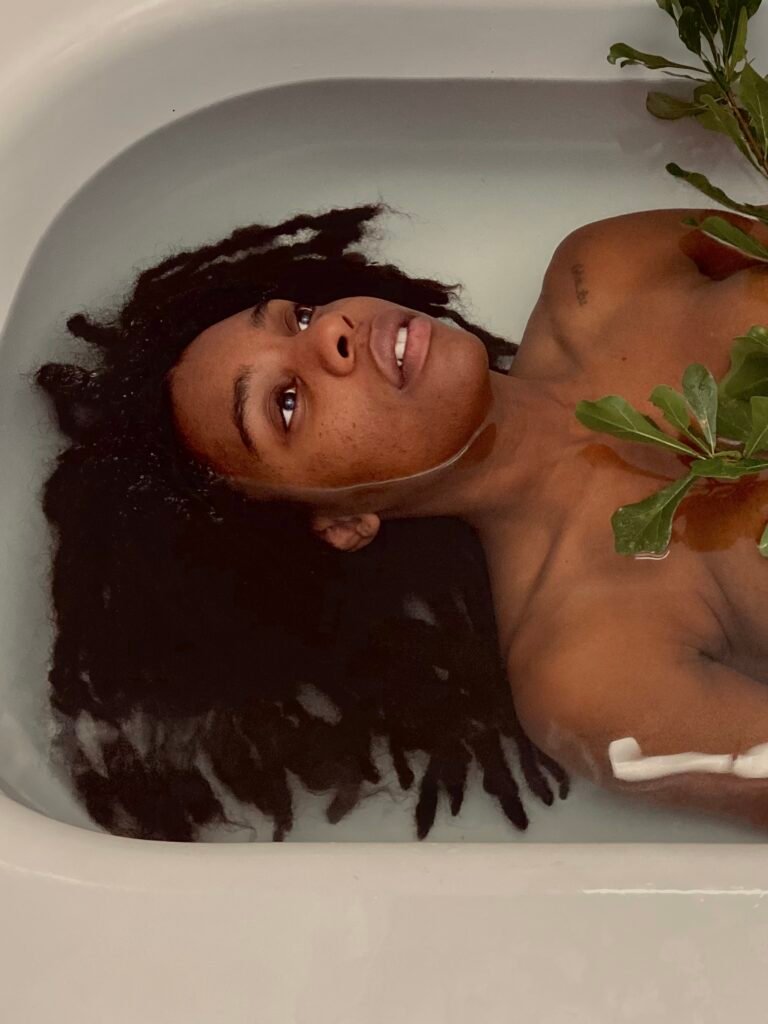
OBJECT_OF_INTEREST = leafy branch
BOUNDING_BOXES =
[575,326,768,556]
[610,0,768,260]
[583,3,768,556]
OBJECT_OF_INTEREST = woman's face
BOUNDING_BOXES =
[169,296,492,492]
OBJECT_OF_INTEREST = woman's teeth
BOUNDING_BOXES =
[395,325,408,368]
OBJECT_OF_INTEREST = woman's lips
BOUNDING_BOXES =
[369,310,432,390]
[400,315,431,387]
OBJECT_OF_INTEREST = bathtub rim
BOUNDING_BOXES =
[3,0,768,878]
[2,791,768,894]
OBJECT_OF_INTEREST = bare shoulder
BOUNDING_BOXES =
[514,209,709,377]
[514,207,768,380]
[539,208,707,334]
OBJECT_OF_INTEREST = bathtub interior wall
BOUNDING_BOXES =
[1,76,765,842]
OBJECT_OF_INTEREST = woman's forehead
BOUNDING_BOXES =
[169,308,265,477]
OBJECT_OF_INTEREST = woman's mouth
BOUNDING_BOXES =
[394,325,408,368]
[370,311,432,390]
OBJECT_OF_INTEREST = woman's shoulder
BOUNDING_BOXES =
[543,208,706,304]
[515,210,704,375]
[532,208,750,358]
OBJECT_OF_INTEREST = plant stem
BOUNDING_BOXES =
[724,89,768,177]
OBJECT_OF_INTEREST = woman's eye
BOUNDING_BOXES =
[294,304,315,331]
[278,385,298,430]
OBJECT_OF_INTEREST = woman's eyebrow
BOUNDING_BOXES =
[231,300,272,454]
[250,301,269,329]
[232,368,259,456]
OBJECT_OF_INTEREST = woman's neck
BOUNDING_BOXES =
[387,371,571,526]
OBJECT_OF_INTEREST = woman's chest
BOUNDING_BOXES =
[488,449,768,679]
[502,231,768,675]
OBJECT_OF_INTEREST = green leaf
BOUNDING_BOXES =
[745,394,768,454]
[720,0,743,58]
[731,6,749,65]
[682,363,718,453]
[744,324,768,348]
[720,325,768,389]
[696,95,757,164]
[719,328,768,400]
[693,81,724,102]
[650,383,712,453]
[664,71,715,81]
[738,62,768,160]
[720,353,768,400]
[647,91,703,118]
[612,474,697,555]
[685,214,768,261]
[607,42,701,70]
[687,0,719,35]
[575,396,700,456]
[690,454,768,477]
[717,396,753,440]
[759,521,768,556]
[666,164,768,223]
[747,0,764,18]
[677,6,703,54]
[655,0,679,15]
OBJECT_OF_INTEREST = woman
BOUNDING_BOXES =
[38,200,768,842]
[37,203,567,841]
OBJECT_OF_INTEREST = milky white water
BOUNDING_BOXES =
[2,77,766,842]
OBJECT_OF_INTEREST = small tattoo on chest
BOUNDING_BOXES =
[571,263,589,307]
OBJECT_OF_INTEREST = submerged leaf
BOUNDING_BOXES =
[759,521,768,557]
[575,396,699,456]
[745,395,768,454]
[682,363,718,453]
[611,474,697,555]
[666,163,768,222]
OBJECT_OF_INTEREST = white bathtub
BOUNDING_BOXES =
[4,0,768,1019]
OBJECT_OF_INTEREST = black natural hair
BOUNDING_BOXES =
[35,202,568,841]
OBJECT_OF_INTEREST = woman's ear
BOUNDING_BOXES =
[311,513,381,552]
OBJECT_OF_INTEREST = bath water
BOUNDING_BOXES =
[1,77,765,841]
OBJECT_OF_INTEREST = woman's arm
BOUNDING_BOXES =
[515,622,768,832]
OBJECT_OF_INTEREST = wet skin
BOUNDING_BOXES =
[171,208,768,832]
[496,207,768,830]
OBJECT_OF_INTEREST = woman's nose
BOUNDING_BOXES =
[307,311,357,376]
